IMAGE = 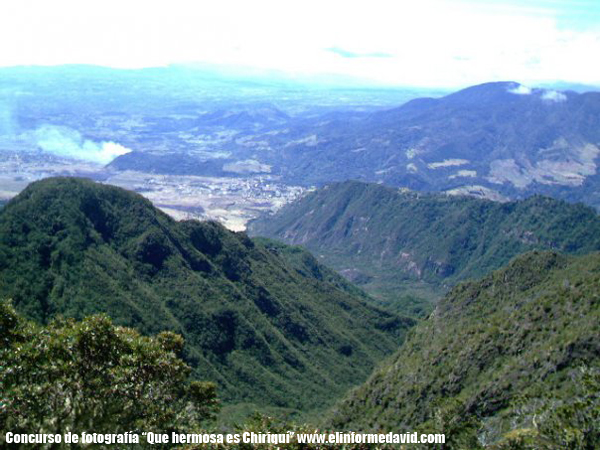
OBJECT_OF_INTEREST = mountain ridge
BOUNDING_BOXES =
[237,81,600,208]
[0,177,413,417]
[248,180,600,315]
[329,250,600,446]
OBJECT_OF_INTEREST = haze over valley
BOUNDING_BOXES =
[2,66,600,234]
[0,65,444,230]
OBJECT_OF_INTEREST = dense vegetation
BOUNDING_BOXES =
[3,178,599,448]
[0,300,219,448]
[0,177,413,419]
[249,180,600,315]
[3,265,598,450]
[330,251,600,448]
[0,296,419,450]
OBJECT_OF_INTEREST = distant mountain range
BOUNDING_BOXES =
[248,181,600,315]
[235,81,600,207]
[329,250,600,447]
[0,177,413,418]
[96,78,600,212]
[9,69,600,211]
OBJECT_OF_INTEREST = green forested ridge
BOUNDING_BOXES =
[3,178,599,448]
[329,250,600,448]
[248,180,600,315]
[0,177,412,417]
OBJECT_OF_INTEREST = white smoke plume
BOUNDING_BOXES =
[31,125,132,164]
[0,98,18,138]
[0,106,15,136]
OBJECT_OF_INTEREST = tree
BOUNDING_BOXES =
[0,300,219,448]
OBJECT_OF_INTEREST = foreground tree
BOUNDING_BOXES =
[0,300,219,447]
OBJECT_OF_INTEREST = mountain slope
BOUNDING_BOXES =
[239,81,600,207]
[330,251,600,446]
[248,181,600,315]
[0,177,413,416]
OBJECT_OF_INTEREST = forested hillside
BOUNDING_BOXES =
[330,251,600,448]
[249,181,600,315]
[0,177,413,417]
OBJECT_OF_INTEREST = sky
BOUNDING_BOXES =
[1,0,599,88]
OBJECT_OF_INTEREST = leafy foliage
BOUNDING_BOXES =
[249,180,600,315]
[329,251,600,447]
[0,300,219,446]
[0,177,412,417]
[490,366,600,449]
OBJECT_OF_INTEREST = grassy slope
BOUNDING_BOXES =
[0,177,414,417]
[329,251,600,442]
[248,181,600,316]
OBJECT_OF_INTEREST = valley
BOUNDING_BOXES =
[1,64,600,448]
[249,180,600,315]
[0,151,306,231]
[3,67,600,237]
[0,65,439,231]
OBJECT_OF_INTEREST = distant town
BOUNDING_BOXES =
[0,150,308,231]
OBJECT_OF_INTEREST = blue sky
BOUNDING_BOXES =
[1,0,598,87]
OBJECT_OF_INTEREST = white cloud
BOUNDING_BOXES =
[541,90,568,102]
[508,84,533,95]
[0,0,599,87]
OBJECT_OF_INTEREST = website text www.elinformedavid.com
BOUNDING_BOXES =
[4,431,446,446]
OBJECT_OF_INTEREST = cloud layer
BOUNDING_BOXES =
[1,0,599,88]
[506,83,569,103]
[508,85,533,95]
